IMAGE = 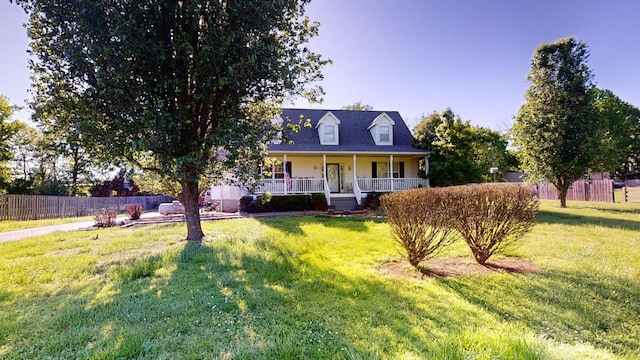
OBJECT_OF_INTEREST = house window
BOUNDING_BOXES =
[372,161,404,178]
[273,162,292,179]
[379,125,390,142]
[376,162,388,178]
[324,124,335,143]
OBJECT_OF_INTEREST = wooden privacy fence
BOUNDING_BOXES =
[623,187,640,202]
[535,180,614,202]
[0,195,173,221]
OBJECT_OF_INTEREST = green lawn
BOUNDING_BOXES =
[0,200,639,359]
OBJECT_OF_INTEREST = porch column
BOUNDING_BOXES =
[283,154,288,194]
[390,155,394,191]
[424,155,430,176]
[323,154,327,180]
[353,155,357,178]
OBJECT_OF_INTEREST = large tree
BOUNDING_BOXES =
[591,88,640,177]
[16,0,329,240]
[512,38,600,207]
[413,108,516,186]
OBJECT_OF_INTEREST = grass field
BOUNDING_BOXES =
[0,200,639,359]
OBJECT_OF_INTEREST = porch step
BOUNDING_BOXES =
[330,196,359,211]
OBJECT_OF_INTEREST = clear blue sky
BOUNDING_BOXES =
[2,0,640,132]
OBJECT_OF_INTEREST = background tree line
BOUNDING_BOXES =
[0,93,187,197]
[412,38,640,204]
[412,108,518,186]
[1,94,95,196]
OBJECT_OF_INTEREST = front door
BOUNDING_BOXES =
[326,164,340,193]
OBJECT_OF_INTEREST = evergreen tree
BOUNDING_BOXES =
[512,38,599,207]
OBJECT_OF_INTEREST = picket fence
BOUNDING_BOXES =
[534,180,614,202]
[0,195,173,221]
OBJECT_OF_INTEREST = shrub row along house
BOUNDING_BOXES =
[207,108,431,211]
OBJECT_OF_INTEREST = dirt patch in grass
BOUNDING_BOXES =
[379,256,541,279]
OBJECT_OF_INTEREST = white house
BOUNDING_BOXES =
[207,108,430,211]
[253,108,430,210]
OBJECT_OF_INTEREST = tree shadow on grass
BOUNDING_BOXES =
[438,269,640,355]
[536,210,640,231]
[255,215,383,236]
[596,207,640,215]
[1,233,547,359]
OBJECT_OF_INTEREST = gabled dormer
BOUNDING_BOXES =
[368,112,395,145]
[315,111,340,145]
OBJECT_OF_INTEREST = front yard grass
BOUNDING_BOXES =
[0,200,639,359]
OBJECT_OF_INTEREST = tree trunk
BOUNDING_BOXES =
[181,178,204,241]
[556,178,571,208]
[559,189,568,208]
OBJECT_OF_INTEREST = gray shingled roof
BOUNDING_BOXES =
[268,108,429,154]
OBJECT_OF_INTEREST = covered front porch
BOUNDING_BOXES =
[254,153,430,206]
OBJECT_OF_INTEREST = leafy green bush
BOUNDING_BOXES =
[245,194,326,213]
[255,194,310,212]
[380,188,458,268]
[447,184,539,264]
[310,193,328,211]
[259,192,273,205]
[238,196,254,213]
[364,192,387,210]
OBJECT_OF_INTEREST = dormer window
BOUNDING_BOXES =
[379,125,390,142]
[316,111,340,145]
[324,124,336,143]
[368,112,395,145]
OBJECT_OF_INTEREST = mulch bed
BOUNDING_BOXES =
[378,256,541,279]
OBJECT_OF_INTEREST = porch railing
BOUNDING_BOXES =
[255,177,429,196]
[255,178,325,194]
[323,178,331,206]
[357,178,429,192]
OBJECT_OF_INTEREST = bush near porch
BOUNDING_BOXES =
[363,191,388,210]
[238,193,327,213]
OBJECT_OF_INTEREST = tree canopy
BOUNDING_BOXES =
[591,88,640,177]
[16,0,329,240]
[341,101,374,111]
[413,108,516,186]
[0,95,20,191]
[512,38,599,207]
[0,95,17,164]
